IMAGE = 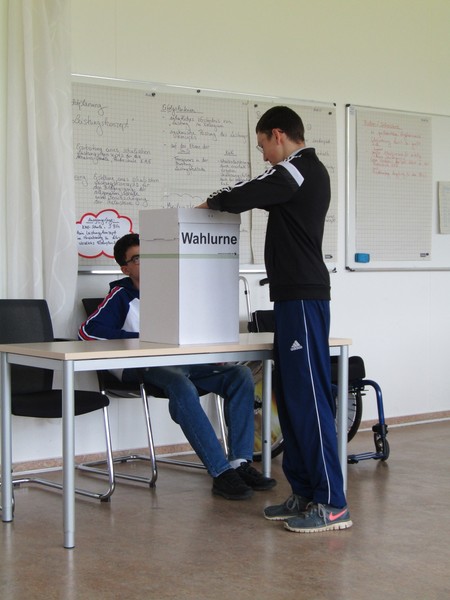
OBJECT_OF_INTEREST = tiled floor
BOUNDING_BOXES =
[1,421,450,599]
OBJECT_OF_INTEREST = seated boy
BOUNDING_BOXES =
[79,233,276,500]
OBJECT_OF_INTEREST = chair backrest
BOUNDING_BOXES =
[82,297,132,392]
[330,355,366,384]
[248,310,275,333]
[0,299,54,393]
[82,297,104,318]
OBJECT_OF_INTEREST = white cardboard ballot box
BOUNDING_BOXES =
[139,208,240,345]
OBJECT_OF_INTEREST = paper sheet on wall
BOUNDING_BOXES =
[73,82,252,263]
[438,182,450,234]
[354,109,433,261]
[73,81,338,267]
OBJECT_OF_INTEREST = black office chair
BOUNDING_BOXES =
[78,298,228,487]
[0,299,115,502]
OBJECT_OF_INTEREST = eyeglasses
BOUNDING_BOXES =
[256,144,264,153]
[124,254,140,266]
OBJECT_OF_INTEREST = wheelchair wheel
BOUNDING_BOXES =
[334,385,363,443]
[346,386,363,442]
[249,362,364,460]
[252,392,284,462]
[244,361,284,461]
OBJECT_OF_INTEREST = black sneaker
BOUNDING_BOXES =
[236,461,277,491]
[212,468,254,500]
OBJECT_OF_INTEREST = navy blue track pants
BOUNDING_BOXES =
[273,299,346,508]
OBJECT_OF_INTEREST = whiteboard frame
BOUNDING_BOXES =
[72,74,338,273]
[346,104,450,271]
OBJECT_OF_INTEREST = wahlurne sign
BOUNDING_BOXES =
[181,231,238,245]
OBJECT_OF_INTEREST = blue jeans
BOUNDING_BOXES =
[122,364,255,477]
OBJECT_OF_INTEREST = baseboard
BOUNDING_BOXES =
[359,409,450,431]
[12,410,450,474]
[12,442,193,475]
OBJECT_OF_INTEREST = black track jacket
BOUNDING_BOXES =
[206,147,331,302]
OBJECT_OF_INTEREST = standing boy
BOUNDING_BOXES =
[197,106,351,532]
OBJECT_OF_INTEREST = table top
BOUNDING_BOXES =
[0,333,352,361]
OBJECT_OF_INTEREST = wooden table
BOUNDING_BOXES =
[1,333,350,548]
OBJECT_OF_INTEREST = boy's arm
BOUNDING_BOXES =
[78,287,139,340]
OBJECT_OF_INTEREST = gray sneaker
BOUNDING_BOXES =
[263,494,311,521]
[284,502,352,533]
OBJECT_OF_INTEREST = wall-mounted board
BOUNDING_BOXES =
[72,75,338,271]
[346,104,450,270]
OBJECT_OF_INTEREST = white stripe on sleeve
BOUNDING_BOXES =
[279,161,304,187]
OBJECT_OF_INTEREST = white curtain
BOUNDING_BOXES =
[4,0,77,336]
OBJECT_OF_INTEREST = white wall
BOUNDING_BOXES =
[0,0,7,292]
[8,0,450,463]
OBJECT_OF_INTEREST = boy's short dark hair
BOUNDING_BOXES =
[256,106,305,143]
[114,233,140,266]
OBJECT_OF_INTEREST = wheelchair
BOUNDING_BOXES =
[241,277,389,464]
[251,355,389,464]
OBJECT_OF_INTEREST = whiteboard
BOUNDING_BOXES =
[346,104,450,270]
[72,76,338,270]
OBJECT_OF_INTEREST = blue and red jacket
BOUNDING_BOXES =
[79,277,140,340]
